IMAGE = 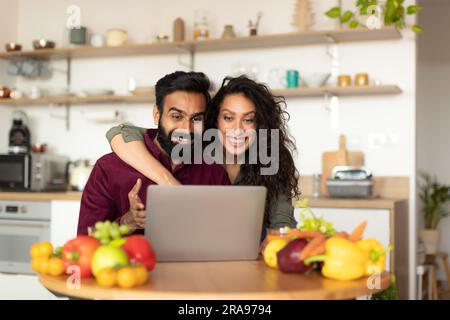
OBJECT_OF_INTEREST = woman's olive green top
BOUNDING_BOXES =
[106,124,297,229]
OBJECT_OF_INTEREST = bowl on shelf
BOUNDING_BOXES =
[83,89,115,97]
[5,42,22,52]
[0,86,11,99]
[32,39,56,50]
[132,86,155,96]
[44,87,74,97]
[31,143,48,153]
[302,73,331,88]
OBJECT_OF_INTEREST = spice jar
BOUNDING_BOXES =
[193,11,209,40]
[338,75,352,87]
[355,73,369,86]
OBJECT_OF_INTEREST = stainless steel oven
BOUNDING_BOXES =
[0,201,51,274]
[0,153,68,191]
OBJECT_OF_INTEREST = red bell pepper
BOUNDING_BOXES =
[121,235,156,271]
[62,235,101,278]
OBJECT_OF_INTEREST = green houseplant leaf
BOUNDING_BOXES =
[407,5,422,14]
[325,0,423,32]
[341,11,354,23]
[325,7,341,18]
[419,172,450,229]
[412,24,424,33]
[349,20,360,28]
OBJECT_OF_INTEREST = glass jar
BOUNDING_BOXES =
[193,11,209,40]
[260,227,293,254]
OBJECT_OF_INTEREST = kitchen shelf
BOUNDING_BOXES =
[275,84,403,97]
[0,94,154,106]
[0,27,401,60]
[0,85,402,106]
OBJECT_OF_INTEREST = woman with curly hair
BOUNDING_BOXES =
[106,75,300,230]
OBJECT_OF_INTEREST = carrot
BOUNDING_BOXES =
[334,231,349,239]
[300,235,326,261]
[288,229,322,239]
[349,220,368,242]
[309,241,326,257]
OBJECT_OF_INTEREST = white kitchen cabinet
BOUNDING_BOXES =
[0,273,66,300]
[50,201,80,247]
[294,207,392,270]
[294,203,409,299]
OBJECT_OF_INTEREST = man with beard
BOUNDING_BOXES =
[77,71,230,235]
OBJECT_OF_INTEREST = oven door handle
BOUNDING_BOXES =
[0,220,50,228]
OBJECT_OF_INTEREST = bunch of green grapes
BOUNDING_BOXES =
[93,221,130,244]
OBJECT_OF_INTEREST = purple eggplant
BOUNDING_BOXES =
[276,238,312,273]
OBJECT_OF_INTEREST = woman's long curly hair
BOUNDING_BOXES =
[206,76,300,225]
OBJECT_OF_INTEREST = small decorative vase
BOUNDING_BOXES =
[419,229,440,255]
[222,25,236,39]
[173,17,185,42]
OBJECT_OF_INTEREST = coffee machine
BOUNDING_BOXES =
[8,111,31,154]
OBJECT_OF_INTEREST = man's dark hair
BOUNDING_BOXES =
[155,71,211,113]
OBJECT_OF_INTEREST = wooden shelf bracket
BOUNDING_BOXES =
[175,45,195,71]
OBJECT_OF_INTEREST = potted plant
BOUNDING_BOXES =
[325,0,423,33]
[418,173,450,254]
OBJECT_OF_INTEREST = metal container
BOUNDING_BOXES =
[326,179,373,198]
[326,166,373,198]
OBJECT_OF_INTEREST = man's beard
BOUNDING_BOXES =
[157,121,197,162]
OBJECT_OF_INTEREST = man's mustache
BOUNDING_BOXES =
[169,131,196,144]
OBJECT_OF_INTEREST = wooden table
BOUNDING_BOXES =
[39,260,390,300]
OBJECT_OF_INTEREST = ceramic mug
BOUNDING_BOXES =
[286,70,300,88]
[90,34,105,47]
[70,26,87,45]
[106,29,127,46]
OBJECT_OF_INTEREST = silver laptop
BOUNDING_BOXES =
[145,185,267,262]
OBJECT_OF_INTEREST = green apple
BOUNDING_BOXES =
[91,245,129,277]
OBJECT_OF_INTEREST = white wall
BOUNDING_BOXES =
[0,0,18,151]
[417,0,450,282]
[3,0,416,176]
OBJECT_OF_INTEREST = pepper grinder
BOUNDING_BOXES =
[312,173,321,198]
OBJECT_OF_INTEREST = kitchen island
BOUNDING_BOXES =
[0,191,408,299]
[39,260,390,300]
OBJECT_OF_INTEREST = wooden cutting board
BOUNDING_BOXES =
[320,135,365,195]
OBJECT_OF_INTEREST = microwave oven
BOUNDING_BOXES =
[0,153,69,191]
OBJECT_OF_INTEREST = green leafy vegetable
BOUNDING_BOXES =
[370,275,398,300]
[295,199,336,237]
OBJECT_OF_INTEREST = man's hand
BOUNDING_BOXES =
[121,178,146,230]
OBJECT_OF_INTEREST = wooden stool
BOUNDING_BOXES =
[425,252,450,299]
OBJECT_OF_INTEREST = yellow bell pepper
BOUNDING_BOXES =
[305,237,368,281]
[356,239,389,276]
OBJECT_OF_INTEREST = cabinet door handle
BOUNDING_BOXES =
[0,220,49,228]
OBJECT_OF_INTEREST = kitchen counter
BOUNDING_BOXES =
[304,197,407,210]
[0,191,407,209]
[0,191,82,201]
